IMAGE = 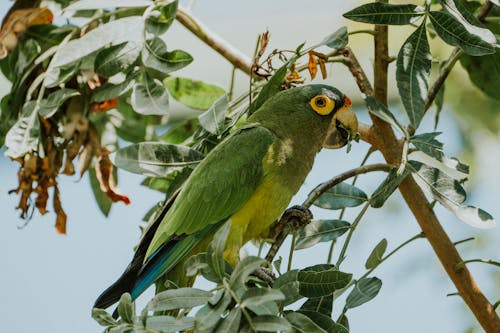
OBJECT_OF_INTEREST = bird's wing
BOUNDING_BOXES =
[146,124,276,257]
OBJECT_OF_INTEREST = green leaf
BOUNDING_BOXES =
[91,308,117,327]
[273,270,301,305]
[240,288,285,308]
[146,316,195,333]
[94,42,140,78]
[312,182,368,210]
[410,161,496,229]
[64,0,151,10]
[285,312,328,333]
[250,63,288,113]
[318,27,348,49]
[185,252,221,282]
[195,291,231,332]
[345,277,382,309]
[38,89,80,118]
[295,220,350,250]
[5,101,40,158]
[246,301,280,316]
[229,256,266,290]
[364,95,407,136]
[298,265,352,298]
[92,75,137,102]
[251,315,292,332]
[365,239,387,269]
[214,308,241,333]
[397,21,431,129]
[46,16,144,81]
[298,310,349,333]
[164,76,226,110]
[410,132,444,160]
[300,296,333,317]
[343,3,423,25]
[147,288,212,311]
[428,11,495,56]
[338,314,349,330]
[207,222,231,281]
[198,94,228,135]
[112,142,203,177]
[460,52,500,100]
[117,293,134,324]
[88,167,112,216]
[131,73,170,115]
[370,169,409,208]
[142,37,193,74]
[409,151,468,181]
[440,0,496,44]
[145,1,178,36]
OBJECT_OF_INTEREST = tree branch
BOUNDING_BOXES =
[175,6,253,74]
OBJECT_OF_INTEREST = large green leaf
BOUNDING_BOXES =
[365,239,387,269]
[111,142,203,177]
[364,95,407,136]
[64,0,151,10]
[91,76,136,102]
[131,73,170,115]
[207,222,231,281]
[38,88,80,118]
[240,288,285,308]
[345,277,382,309]
[460,52,500,100]
[410,161,495,229]
[214,309,241,333]
[195,291,231,332]
[251,316,292,332]
[117,293,134,324]
[145,1,178,36]
[164,76,225,110]
[229,256,266,290]
[298,310,349,333]
[295,220,350,250]
[429,11,495,56]
[5,101,40,158]
[89,167,112,216]
[46,16,144,85]
[312,182,368,210]
[198,94,228,135]
[146,288,212,311]
[142,37,193,74]
[285,312,327,333]
[298,265,352,298]
[273,270,301,305]
[94,42,141,78]
[146,316,195,333]
[250,63,288,113]
[410,132,444,160]
[300,296,332,317]
[343,3,423,25]
[370,169,409,208]
[318,27,348,50]
[396,22,431,129]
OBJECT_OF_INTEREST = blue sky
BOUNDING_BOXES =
[0,1,499,332]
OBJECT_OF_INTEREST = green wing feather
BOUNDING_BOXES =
[146,124,276,258]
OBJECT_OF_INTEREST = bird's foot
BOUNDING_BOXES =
[281,205,313,233]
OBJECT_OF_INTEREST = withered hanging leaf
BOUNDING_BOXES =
[53,186,67,234]
[78,123,101,177]
[95,149,131,205]
[318,58,327,79]
[308,51,318,80]
[0,7,54,59]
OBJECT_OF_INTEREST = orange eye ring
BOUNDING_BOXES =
[310,95,335,115]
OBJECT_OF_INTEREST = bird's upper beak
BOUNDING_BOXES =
[323,96,359,149]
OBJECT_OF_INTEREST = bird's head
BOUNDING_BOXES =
[295,84,359,149]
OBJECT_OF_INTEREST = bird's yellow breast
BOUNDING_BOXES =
[223,175,291,265]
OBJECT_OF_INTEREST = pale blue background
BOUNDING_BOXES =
[0,1,499,332]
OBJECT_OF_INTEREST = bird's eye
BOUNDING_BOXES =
[310,94,335,115]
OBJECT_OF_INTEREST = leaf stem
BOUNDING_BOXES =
[287,232,297,272]
[335,202,370,268]
[302,163,393,208]
[456,259,500,272]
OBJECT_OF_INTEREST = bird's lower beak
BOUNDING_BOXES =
[323,96,358,149]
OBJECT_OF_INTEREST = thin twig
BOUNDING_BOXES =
[335,202,370,267]
[456,259,500,272]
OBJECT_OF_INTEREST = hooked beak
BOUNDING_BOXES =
[323,96,359,149]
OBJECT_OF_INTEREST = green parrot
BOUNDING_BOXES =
[94,84,358,309]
